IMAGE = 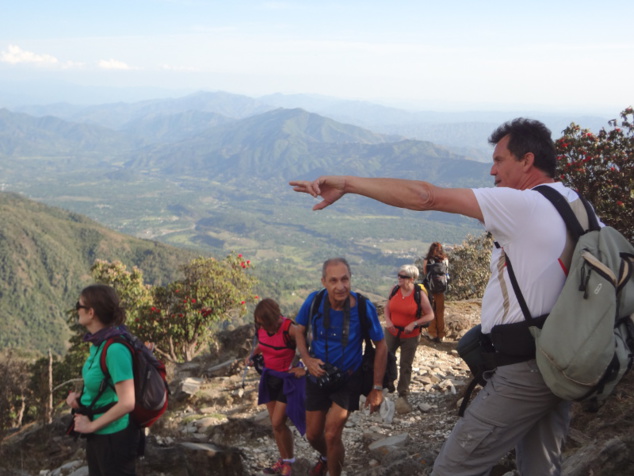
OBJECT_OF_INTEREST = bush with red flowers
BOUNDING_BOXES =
[555,107,633,241]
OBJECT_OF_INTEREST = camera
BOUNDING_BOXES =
[314,363,346,390]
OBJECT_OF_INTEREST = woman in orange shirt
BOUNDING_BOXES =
[384,265,434,409]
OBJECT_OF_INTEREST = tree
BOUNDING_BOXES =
[0,350,33,430]
[91,254,257,363]
[91,260,153,323]
[137,254,257,362]
[555,107,634,241]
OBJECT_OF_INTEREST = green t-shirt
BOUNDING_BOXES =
[81,341,134,434]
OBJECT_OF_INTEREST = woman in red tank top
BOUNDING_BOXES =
[249,299,306,476]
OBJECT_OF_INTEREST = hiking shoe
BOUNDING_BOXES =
[279,462,292,476]
[309,457,327,476]
[395,395,413,414]
[263,458,284,474]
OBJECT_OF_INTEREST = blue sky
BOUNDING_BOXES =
[1,0,632,112]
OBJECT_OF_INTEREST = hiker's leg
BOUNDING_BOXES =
[384,331,401,393]
[323,403,350,476]
[434,293,446,339]
[305,409,328,456]
[515,399,571,476]
[268,401,293,459]
[432,361,563,476]
[85,424,139,476]
[427,297,438,339]
[397,334,420,396]
[384,330,400,354]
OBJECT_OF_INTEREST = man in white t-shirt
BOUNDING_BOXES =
[290,118,586,475]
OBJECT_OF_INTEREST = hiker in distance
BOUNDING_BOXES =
[294,257,387,476]
[423,242,450,343]
[248,298,307,476]
[384,264,434,413]
[290,118,591,476]
[66,284,140,476]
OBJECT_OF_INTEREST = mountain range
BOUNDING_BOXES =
[1,89,610,355]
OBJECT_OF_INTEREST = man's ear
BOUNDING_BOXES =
[522,152,535,170]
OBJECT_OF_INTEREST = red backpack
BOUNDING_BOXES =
[99,333,169,428]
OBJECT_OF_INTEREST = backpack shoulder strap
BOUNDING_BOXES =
[389,285,400,300]
[356,292,371,344]
[282,318,294,348]
[99,335,134,380]
[413,284,422,318]
[306,289,325,351]
[533,185,596,238]
[308,289,325,331]
[504,186,597,321]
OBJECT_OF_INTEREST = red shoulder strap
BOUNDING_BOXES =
[282,318,295,348]
[99,336,133,379]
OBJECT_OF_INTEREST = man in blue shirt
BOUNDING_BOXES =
[295,257,387,476]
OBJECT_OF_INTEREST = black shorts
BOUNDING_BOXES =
[305,367,363,413]
[264,374,287,404]
[85,422,140,476]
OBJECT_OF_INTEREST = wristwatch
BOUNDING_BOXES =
[372,384,382,391]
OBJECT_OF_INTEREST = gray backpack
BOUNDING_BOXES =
[529,186,634,404]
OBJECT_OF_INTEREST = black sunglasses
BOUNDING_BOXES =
[397,274,411,279]
[75,302,90,311]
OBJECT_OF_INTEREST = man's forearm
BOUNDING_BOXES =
[343,176,483,220]
[294,328,311,362]
[344,177,434,211]
[373,340,388,386]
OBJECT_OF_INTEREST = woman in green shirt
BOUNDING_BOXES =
[66,284,139,476]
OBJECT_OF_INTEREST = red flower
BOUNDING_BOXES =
[241,301,246,305]
[238,254,243,258]
[191,299,196,303]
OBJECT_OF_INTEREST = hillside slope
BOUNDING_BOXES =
[0,192,200,354]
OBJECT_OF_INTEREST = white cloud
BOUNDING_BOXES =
[98,59,132,70]
[0,44,59,65]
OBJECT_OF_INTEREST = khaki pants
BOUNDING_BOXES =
[384,331,420,397]
[432,360,570,476]
[427,292,445,339]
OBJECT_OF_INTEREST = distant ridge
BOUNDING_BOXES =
[124,107,489,185]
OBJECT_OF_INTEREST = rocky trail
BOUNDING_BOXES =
[2,300,633,475]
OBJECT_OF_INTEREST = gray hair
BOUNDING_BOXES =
[399,264,419,280]
[322,257,351,278]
